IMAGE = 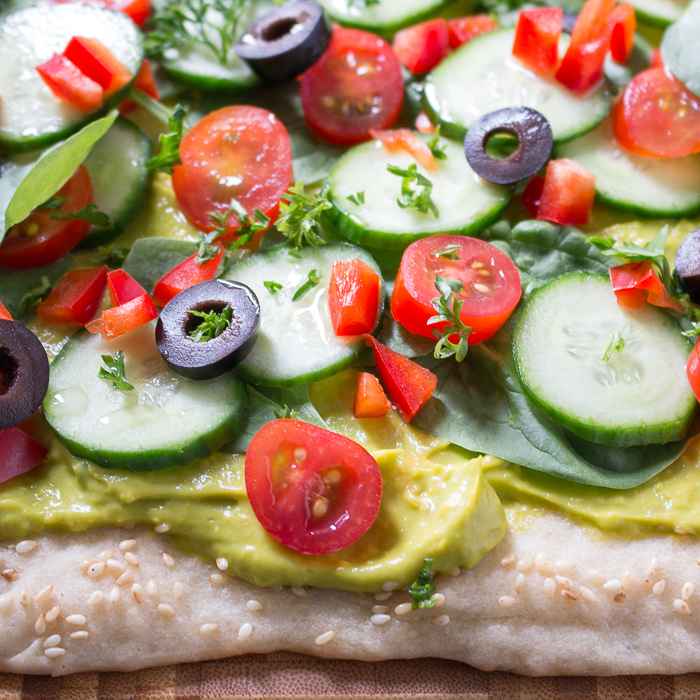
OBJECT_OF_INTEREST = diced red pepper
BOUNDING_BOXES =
[392,19,450,74]
[37,266,108,325]
[328,259,381,337]
[415,111,436,134]
[370,128,436,170]
[152,245,224,308]
[609,261,683,312]
[63,36,132,96]
[512,8,562,76]
[36,53,103,113]
[0,301,12,321]
[107,269,148,306]
[447,15,499,50]
[363,335,437,423]
[0,427,48,485]
[686,341,700,404]
[520,174,545,218]
[119,59,159,114]
[608,3,636,64]
[86,293,159,338]
[555,0,616,93]
[537,158,596,226]
[354,372,392,418]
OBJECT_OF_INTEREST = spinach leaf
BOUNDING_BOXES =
[122,238,197,294]
[2,114,117,239]
[662,0,700,97]
[0,258,73,319]
[414,326,687,489]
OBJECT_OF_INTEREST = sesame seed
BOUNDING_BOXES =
[544,578,555,599]
[382,581,399,592]
[432,615,450,626]
[516,557,535,573]
[431,592,445,607]
[16,540,37,555]
[70,631,89,640]
[239,622,254,642]
[65,614,86,626]
[106,559,126,574]
[394,603,412,615]
[200,623,219,635]
[291,586,307,598]
[555,576,573,591]
[157,604,176,618]
[98,549,114,562]
[675,526,689,535]
[147,580,158,596]
[314,630,334,645]
[648,557,659,576]
[555,560,576,573]
[562,590,577,601]
[107,587,120,603]
[131,583,144,604]
[621,572,633,589]
[155,523,170,534]
[683,582,695,601]
[674,599,692,616]
[500,554,517,567]
[614,592,627,603]
[87,562,106,579]
[117,569,134,587]
[587,570,607,587]
[372,605,388,614]
[374,591,392,601]
[603,579,622,592]
[34,614,46,634]
[35,585,53,604]
[20,587,33,607]
[87,591,104,607]
[45,606,60,622]
[119,539,137,552]
[125,552,139,568]
[209,573,225,586]
[498,596,516,608]
[78,560,91,572]
[173,581,184,599]
[580,587,597,603]
[535,560,555,574]
[216,557,229,571]
[246,600,264,612]
[0,596,12,613]
[162,552,175,567]
[1,569,18,583]
[43,635,61,648]
[293,447,307,462]
[514,573,525,594]
[44,648,65,659]
[371,613,391,625]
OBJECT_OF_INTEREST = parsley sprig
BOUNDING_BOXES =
[98,351,134,392]
[409,558,437,610]
[427,126,447,161]
[387,164,439,218]
[13,276,52,317]
[293,269,323,302]
[601,331,625,362]
[277,182,331,251]
[51,203,112,228]
[264,280,283,295]
[274,405,300,419]
[95,244,130,269]
[146,104,187,175]
[187,304,232,343]
[428,275,473,362]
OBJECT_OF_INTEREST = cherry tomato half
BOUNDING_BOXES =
[172,106,292,235]
[300,26,404,147]
[245,419,383,555]
[391,235,521,345]
[0,165,93,269]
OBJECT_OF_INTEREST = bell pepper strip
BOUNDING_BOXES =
[520,174,545,218]
[608,3,636,64]
[152,244,224,308]
[447,15,499,50]
[686,341,700,404]
[537,158,596,226]
[392,19,450,74]
[35,53,103,112]
[0,302,12,321]
[415,111,436,134]
[120,59,159,114]
[62,37,132,95]
[328,259,382,336]
[512,8,562,76]
[107,269,148,306]
[37,266,108,325]
[363,335,437,423]
[555,0,616,94]
[370,128,436,170]
[0,427,48,485]
[86,293,159,338]
[609,261,684,312]
[354,372,392,418]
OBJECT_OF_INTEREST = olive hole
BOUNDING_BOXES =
[0,348,18,396]
[484,129,521,160]
[184,301,231,337]
[262,17,300,42]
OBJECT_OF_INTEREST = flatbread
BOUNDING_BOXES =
[2,510,700,676]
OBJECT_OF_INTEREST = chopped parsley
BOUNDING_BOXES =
[277,181,331,251]
[95,244,130,269]
[601,331,625,362]
[429,275,473,362]
[292,269,323,302]
[187,304,232,343]
[427,126,447,161]
[13,276,52,318]
[264,280,283,295]
[146,104,187,175]
[409,558,437,609]
[274,405,300,419]
[50,203,112,228]
[387,163,439,219]
[98,351,134,392]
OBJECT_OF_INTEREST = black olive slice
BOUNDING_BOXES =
[156,279,261,380]
[463,106,554,186]
[235,0,332,83]
[674,227,700,304]
[0,320,50,430]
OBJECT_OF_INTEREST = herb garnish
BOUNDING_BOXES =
[98,351,134,391]
[601,331,625,362]
[348,0,379,6]
[13,275,52,317]
[96,244,130,269]
[50,203,112,228]
[387,163,439,218]
[428,275,473,362]
[187,304,232,343]
[427,126,447,161]
[292,269,323,302]
[264,281,283,295]
[277,181,331,251]
[146,104,187,175]
[431,244,460,260]
[274,405,300,419]
[409,558,437,609]
[346,191,365,206]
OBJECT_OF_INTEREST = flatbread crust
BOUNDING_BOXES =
[2,511,699,676]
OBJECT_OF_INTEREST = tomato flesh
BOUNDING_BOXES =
[354,372,392,418]
[609,261,683,312]
[245,419,383,555]
[86,293,159,338]
[392,19,449,74]
[609,3,636,64]
[391,234,522,346]
[447,15,499,50]
[0,427,48,485]
[37,266,108,325]
[172,106,292,235]
[36,53,103,112]
[328,259,381,336]
[537,158,596,226]
[300,27,404,147]
[371,128,436,170]
[512,7,562,76]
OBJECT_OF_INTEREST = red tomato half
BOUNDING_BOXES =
[172,106,292,235]
[245,419,383,555]
[0,165,94,269]
[392,19,449,74]
[300,27,404,146]
[612,67,700,159]
[391,235,522,345]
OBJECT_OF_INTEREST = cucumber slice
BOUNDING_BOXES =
[555,121,700,218]
[44,324,250,471]
[80,117,153,248]
[0,4,144,152]
[512,272,696,448]
[628,0,689,27]
[327,135,510,249]
[423,29,610,144]
[225,242,383,387]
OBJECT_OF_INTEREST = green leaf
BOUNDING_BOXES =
[51,203,112,228]
[292,268,323,301]
[0,258,73,318]
[2,114,117,239]
[146,104,187,175]
[387,163,439,218]
[409,559,437,609]
[661,0,700,97]
[13,275,52,318]
[187,304,232,343]
[98,351,134,392]
[122,238,197,295]
[277,182,331,251]
[429,275,473,362]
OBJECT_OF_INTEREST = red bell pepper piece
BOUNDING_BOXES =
[0,427,48,484]
[152,245,224,308]
[107,269,148,306]
[555,0,616,93]
[120,59,159,114]
[415,111,436,134]
[650,48,664,69]
[609,261,683,312]
[354,371,392,418]
[447,15,499,50]
[37,266,108,325]
[86,293,159,338]
[520,174,545,218]
[0,301,12,321]
[36,53,103,113]
[63,37,132,96]
[393,19,450,74]
[512,8,562,76]
[363,335,437,423]
[328,259,382,337]
[371,128,436,170]
[537,158,596,226]
[608,3,636,64]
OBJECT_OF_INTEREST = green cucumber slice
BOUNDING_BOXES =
[628,0,689,27]
[512,272,696,448]
[423,29,610,144]
[80,117,153,248]
[225,242,383,387]
[555,120,700,218]
[327,135,510,249]
[0,4,144,152]
[44,324,249,471]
